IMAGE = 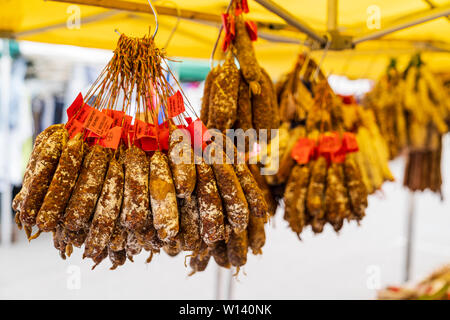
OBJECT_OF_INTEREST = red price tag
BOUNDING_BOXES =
[342,132,359,152]
[84,108,114,137]
[73,103,92,123]
[65,118,84,139]
[167,90,185,118]
[291,138,316,164]
[66,93,83,120]
[318,132,341,155]
[157,121,170,151]
[99,126,122,150]
[245,21,258,41]
[187,119,210,150]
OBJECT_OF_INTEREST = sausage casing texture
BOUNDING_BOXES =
[261,67,280,129]
[232,15,261,95]
[134,215,159,251]
[209,240,230,268]
[306,157,327,219]
[189,242,211,274]
[196,158,226,244]
[208,55,240,131]
[109,220,128,251]
[168,126,196,198]
[248,164,277,216]
[284,165,304,235]
[234,162,268,218]
[63,227,87,248]
[36,133,84,232]
[200,67,219,124]
[252,67,276,139]
[84,158,124,259]
[227,229,248,267]
[247,214,266,255]
[13,124,64,213]
[235,72,253,132]
[20,129,67,227]
[150,151,179,241]
[211,148,249,233]
[64,144,109,232]
[179,195,202,251]
[121,145,150,231]
[108,248,126,270]
[163,236,182,257]
[125,231,143,262]
[91,247,108,270]
[344,154,368,220]
[325,163,350,232]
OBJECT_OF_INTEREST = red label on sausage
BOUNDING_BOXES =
[245,21,258,41]
[167,90,185,118]
[187,118,210,150]
[73,103,92,123]
[291,138,316,164]
[99,126,122,150]
[84,108,114,137]
[342,132,358,153]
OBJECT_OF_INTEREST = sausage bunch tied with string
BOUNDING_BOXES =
[13,33,270,274]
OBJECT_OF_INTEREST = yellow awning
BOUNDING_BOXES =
[1,0,450,79]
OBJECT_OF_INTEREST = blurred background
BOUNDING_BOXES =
[0,40,448,299]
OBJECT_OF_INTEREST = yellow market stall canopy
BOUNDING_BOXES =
[1,0,450,79]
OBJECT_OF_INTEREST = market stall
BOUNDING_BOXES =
[1,0,449,300]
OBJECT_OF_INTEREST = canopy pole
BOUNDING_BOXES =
[353,4,450,45]
[404,191,416,282]
[327,0,338,31]
[253,0,327,46]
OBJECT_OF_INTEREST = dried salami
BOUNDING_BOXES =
[121,145,150,231]
[20,129,67,228]
[196,157,226,244]
[108,248,126,270]
[179,195,202,251]
[84,157,124,259]
[211,148,249,233]
[231,15,261,95]
[208,54,240,131]
[209,240,230,268]
[64,144,109,232]
[200,67,219,124]
[168,125,196,199]
[247,214,266,255]
[13,124,64,213]
[36,133,84,232]
[150,151,179,241]
[227,229,248,268]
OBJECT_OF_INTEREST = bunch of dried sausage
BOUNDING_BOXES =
[13,32,271,274]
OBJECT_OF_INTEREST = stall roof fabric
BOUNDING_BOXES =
[1,0,449,79]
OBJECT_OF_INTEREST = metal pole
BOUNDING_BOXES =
[353,4,450,45]
[0,39,12,247]
[404,191,416,282]
[327,0,338,31]
[253,0,327,45]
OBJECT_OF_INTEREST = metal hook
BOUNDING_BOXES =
[113,1,158,38]
[147,0,159,39]
[209,0,234,69]
[156,0,181,50]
